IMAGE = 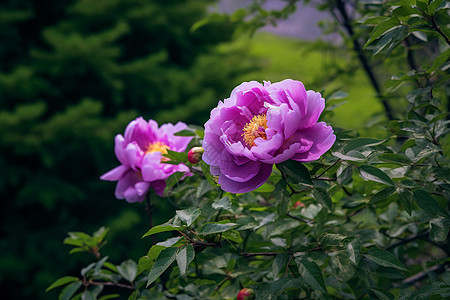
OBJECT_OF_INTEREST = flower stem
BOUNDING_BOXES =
[145,194,156,245]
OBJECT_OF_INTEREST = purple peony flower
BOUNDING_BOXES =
[101,117,192,202]
[202,79,336,193]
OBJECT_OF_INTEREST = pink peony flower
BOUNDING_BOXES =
[202,79,336,193]
[101,117,192,202]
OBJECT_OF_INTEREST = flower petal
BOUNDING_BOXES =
[100,165,128,181]
[292,122,336,162]
[218,163,273,193]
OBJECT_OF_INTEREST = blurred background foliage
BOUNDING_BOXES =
[1,0,447,299]
[0,0,258,298]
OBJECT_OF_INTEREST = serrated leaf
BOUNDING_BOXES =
[343,138,384,153]
[365,247,408,271]
[370,186,396,203]
[345,238,362,265]
[142,224,182,238]
[276,160,313,185]
[313,187,332,210]
[146,247,177,287]
[59,281,82,300]
[176,208,201,226]
[156,236,182,247]
[199,222,237,235]
[378,153,411,164]
[212,196,231,210]
[164,171,185,194]
[359,165,394,186]
[117,260,137,282]
[414,190,450,218]
[364,18,401,48]
[176,244,195,278]
[46,276,80,292]
[222,230,242,244]
[297,259,327,293]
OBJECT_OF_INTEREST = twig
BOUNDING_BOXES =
[287,213,310,224]
[401,262,449,286]
[83,278,135,290]
[314,159,341,179]
[385,230,429,251]
[241,251,280,257]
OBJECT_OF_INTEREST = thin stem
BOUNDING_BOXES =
[314,159,341,179]
[401,262,449,286]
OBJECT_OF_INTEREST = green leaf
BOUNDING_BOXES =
[176,208,201,227]
[163,149,186,162]
[370,186,396,203]
[146,247,177,287]
[365,247,408,271]
[429,49,450,73]
[359,165,394,186]
[117,259,137,282]
[276,160,312,185]
[59,281,82,300]
[313,187,333,210]
[274,179,290,215]
[199,222,238,235]
[378,153,411,164]
[297,259,327,293]
[164,171,185,194]
[190,12,228,33]
[176,244,195,278]
[343,138,384,153]
[173,129,195,136]
[142,223,182,238]
[414,190,450,218]
[98,295,120,300]
[251,277,302,298]
[272,254,289,278]
[221,230,242,244]
[430,218,449,242]
[369,288,395,300]
[332,151,366,162]
[81,290,96,300]
[212,196,231,210]
[398,188,413,216]
[364,17,401,48]
[46,276,80,292]
[428,0,445,15]
[345,238,362,265]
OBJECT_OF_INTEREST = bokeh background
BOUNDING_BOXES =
[0,0,390,298]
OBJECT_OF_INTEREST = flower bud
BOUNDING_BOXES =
[293,201,305,209]
[188,147,204,164]
[237,288,255,300]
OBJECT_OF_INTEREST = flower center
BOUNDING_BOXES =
[145,142,170,159]
[242,114,268,148]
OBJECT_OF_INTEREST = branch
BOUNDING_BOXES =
[333,0,394,120]
[287,213,310,224]
[430,15,450,46]
[401,262,449,286]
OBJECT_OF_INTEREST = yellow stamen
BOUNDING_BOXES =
[242,114,268,147]
[146,142,170,160]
